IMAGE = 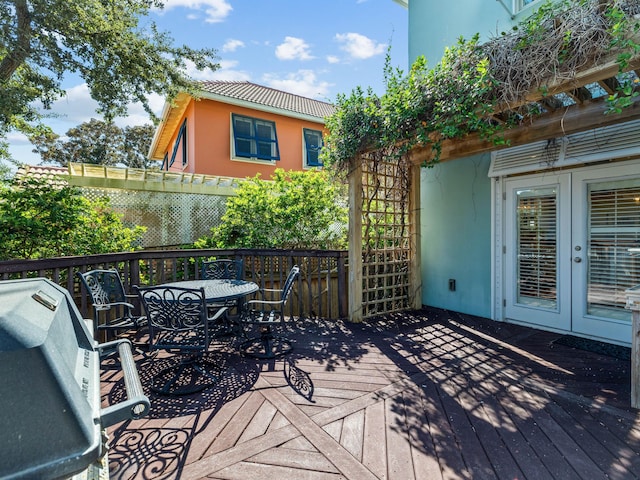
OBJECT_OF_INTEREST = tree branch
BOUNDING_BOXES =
[0,0,32,83]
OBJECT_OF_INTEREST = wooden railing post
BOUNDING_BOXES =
[626,287,640,409]
[337,255,348,319]
[348,159,363,323]
[409,163,422,309]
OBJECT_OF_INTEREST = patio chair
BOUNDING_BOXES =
[134,285,228,395]
[201,258,245,332]
[238,265,300,359]
[77,268,147,342]
[201,258,244,280]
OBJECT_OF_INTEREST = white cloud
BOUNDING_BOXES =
[183,59,219,80]
[275,37,314,61]
[335,32,386,60]
[118,93,165,127]
[49,84,100,125]
[222,39,245,52]
[326,55,340,64]
[160,0,232,23]
[43,84,161,131]
[262,70,332,100]
[184,58,250,82]
[210,60,251,82]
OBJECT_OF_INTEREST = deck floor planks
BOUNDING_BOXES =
[339,409,365,461]
[499,384,584,480]
[544,393,640,479]
[517,385,605,479]
[249,447,341,473]
[384,393,415,480]
[105,310,640,480]
[204,390,266,455]
[403,384,445,480]
[361,400,388,479]
[462,374,552,480]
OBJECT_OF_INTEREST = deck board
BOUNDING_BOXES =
[104,308,639,480]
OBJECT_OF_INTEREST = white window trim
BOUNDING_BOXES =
[302,128,324,169]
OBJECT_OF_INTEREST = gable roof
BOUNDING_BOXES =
[148,81,335,161]
[199,81,335,119]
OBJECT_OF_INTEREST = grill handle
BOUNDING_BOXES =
[98,339,151,427]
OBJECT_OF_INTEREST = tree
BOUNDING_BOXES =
[195,169,348,250]
[30,119,157,168]
[0,0,218,159]
[0,177,146,260]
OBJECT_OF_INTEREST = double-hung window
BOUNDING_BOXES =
[232,114,280,161]
[303,128,323,167]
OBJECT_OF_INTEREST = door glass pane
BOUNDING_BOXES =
[587,180,640,320]
[516,187,558,308]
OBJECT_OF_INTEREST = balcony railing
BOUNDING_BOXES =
[0,249,349,321]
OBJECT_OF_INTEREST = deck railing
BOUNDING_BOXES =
[0,248,349,321]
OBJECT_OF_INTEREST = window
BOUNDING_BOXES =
[232,114,279,161]
[514,0,540,13]
[168,120,187,168]
[303,128,323,167]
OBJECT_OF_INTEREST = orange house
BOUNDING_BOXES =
[148,81,335,179]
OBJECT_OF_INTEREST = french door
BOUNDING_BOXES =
[505,173,571,331]
[503,163,640,344]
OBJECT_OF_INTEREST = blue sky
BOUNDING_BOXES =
[8,0,408,165]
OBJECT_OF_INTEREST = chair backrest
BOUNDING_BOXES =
[77,268,127,307]
[280,265,300,304]
[201,259,244,280]
[135,286,211,353]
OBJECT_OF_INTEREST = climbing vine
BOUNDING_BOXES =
[321,0,640,175]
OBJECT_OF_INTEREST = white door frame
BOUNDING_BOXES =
[493,159,640,346]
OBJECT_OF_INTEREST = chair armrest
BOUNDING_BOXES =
[207,306,229,322]
[255,287,282,301]
[93,301,136,311]
[246,298,284,309]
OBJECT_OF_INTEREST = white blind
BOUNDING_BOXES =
[588,181,640,316]
[516,187,558,308]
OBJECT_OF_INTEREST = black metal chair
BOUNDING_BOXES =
[134,285,228,395]
[201,258,245,333]
[77,268,147,342]
[238,265,300,359]
[201,258,244,280]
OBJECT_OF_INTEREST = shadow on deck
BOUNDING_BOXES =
[102,307,640,480]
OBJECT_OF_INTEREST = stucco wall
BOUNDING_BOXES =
[420,154,492,318]
[407,1,543,67]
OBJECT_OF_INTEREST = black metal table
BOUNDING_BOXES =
[160,279,259,304]
[159,279,259,337]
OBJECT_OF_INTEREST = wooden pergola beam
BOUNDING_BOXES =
[409,94,640,164]
[492,54,640,114]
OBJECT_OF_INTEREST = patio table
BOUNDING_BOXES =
[158,279,259,336]
[159,279,259,305]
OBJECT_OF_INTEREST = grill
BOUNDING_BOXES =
[0,278,150,479]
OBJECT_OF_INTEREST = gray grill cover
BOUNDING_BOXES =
[0,278,103,479]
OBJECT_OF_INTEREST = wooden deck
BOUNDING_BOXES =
[102,308,640,479]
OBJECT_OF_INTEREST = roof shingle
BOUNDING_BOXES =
[198,81,335,119]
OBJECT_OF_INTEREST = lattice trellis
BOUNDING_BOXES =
[358,151,415,319]
[81,188,228,248]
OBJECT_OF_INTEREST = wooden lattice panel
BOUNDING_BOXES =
[360,153,412,318]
